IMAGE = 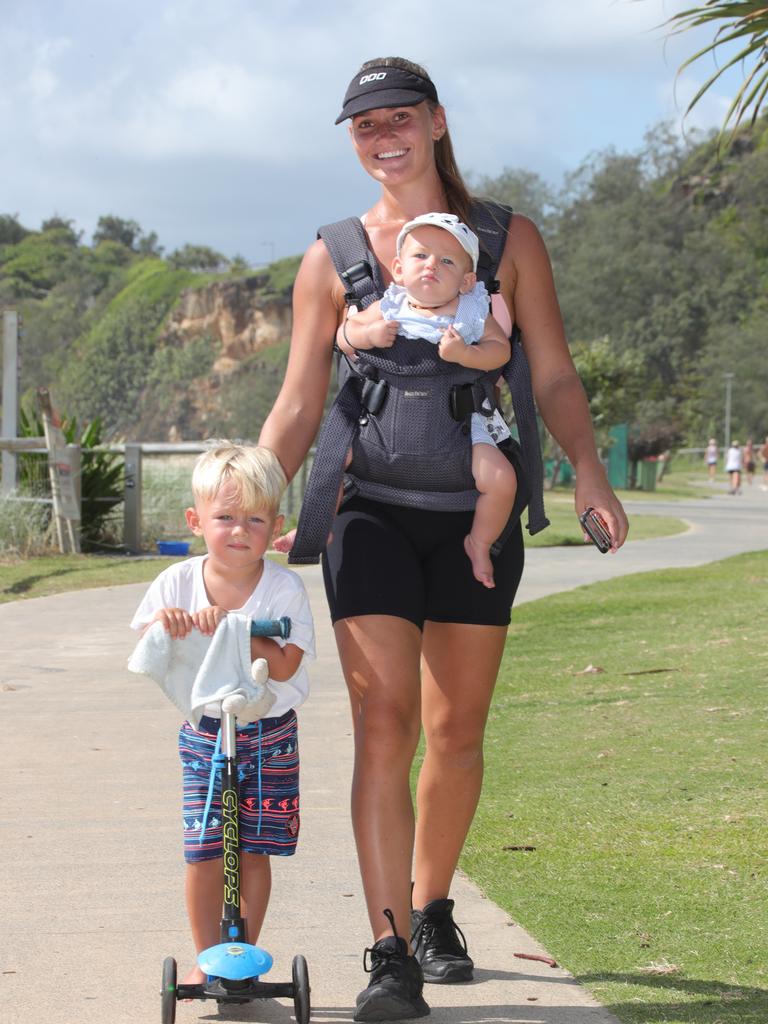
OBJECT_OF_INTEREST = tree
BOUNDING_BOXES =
[92,215,143,250]
[660,1,768,143]
[168,244,229,272]
[469,167,556,234]
[41,216,81,245]
[0,213,30,246]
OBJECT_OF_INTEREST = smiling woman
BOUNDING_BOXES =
[258,54,628,1022]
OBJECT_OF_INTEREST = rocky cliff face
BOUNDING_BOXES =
[162,274,292,375]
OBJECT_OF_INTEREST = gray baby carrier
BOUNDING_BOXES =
[288,200,549,565]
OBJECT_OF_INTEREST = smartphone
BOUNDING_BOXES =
[578,507,612,553]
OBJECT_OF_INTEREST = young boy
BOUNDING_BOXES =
[130,441,315,986]
[337,212,517,588]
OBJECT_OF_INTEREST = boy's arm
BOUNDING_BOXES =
[144,607,195,639]
[438,314,511,370]
[250,637,304,681]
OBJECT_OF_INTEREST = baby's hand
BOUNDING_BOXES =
[192,605,227,636]
[152,607,195,639]
[438,325,465,363]
[366,319,398,348]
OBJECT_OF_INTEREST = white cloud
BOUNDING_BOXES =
[0,0,738,257]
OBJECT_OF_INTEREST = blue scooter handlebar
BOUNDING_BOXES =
[249,616,291,640]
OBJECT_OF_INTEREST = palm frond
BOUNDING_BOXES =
[659,1,768,147]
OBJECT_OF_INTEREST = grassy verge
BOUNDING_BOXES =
[529,497,687,547]
[0,506,686,601]
[457,551,767,1024]
[0,551,291,603]
[0,554,180,602]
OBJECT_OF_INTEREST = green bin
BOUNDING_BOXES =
[639,458,658,492]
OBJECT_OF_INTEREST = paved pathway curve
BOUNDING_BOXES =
[2,483,765,1024]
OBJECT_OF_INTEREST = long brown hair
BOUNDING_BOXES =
[358,57,474,226]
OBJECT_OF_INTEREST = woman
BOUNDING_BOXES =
[260,57,628,1022]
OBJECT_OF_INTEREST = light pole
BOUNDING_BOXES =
[723,372,735,451]
[261,241,275,265]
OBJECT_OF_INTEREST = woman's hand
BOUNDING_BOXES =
[574,465,629,553]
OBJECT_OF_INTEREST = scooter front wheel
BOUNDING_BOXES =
[292,954,311,1024]
[161,956,177,1024]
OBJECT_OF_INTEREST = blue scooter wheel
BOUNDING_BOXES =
[161,956,177,1024]
[292,954,311,1024]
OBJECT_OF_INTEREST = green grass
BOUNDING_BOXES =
[0,550,290,603]
[457,551,768,1023]
[529,496,688,547]
[0,553,180,602]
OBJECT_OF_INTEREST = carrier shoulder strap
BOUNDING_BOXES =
[470,198,511,291]
[317,218,384,310]
[472,200,549,536]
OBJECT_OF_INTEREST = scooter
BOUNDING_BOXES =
[161,616,311,1023]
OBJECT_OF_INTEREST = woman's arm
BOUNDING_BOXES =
[501,214,629,547]
[258,239,341,481]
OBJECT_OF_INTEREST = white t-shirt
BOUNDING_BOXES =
[725,446,742,472]
[130,556,315,718]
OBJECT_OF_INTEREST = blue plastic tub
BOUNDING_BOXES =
[156,540,191,556]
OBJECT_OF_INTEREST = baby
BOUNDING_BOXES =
[338,212,517,587]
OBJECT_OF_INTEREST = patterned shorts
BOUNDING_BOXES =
[179,710,300,863]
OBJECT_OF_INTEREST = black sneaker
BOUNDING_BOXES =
[410,898,474,983]
[354,909,430,1022]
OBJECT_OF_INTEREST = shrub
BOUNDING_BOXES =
[0,496,53,557]
[18,406,125,550]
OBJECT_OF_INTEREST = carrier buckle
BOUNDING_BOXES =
[360,378,388,423]
[449,382,485,422]
[341,260,374,306]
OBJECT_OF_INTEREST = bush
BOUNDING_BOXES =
[0,496,53,557]
[18,406,125,550]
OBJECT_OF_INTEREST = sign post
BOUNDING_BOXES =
[36,387,81,554]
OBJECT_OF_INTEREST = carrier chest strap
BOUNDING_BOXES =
[289,376,362,565]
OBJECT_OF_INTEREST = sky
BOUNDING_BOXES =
[0,0,743,265]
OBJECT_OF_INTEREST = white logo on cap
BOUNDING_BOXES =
[359,72,387,84]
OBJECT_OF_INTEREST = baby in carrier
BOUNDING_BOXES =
[338,212,517,588]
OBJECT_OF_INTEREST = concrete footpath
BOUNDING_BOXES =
[2,484,766,1024]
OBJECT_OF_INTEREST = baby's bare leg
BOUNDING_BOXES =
[465,444,518,588]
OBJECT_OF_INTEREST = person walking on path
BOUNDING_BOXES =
[259,56,628,1021]
[743,438,756,486]
[761,436,768,490]
[725,440,743,494]
[705,437,718,483]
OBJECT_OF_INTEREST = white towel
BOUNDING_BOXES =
[127,613,275,726]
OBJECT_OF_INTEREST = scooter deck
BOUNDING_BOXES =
[177,978,295,1003]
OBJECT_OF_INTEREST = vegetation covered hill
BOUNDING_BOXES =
[1,118,766,447]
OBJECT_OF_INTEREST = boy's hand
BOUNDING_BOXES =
[192,605,227,636]
[152,607,195,639]
[438,325,465,363]
[366,319,398,348]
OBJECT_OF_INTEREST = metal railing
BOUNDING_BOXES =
[0,439,314,554]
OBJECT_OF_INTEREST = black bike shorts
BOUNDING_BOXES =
[321,496,525,629]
